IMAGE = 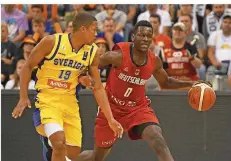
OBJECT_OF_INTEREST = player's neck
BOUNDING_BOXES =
[132,46,147,59]
[69,33,85,51]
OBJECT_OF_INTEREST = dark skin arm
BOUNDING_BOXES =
[12,35,55,118]
[98,50,123,68]
[153,56,195,89]
[100,50,196,89]
[88,50,123,138]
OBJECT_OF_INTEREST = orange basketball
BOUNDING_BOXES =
[188,83,216,111]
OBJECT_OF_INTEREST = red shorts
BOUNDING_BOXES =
[94,103,159,148]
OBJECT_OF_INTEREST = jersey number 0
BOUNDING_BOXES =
[124,87,133,97]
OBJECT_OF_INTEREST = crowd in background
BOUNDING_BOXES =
[1,4,231,90]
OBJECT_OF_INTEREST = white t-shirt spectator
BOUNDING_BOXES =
[137,9,171,33]
[208,30,231,62]
[5,80,35,90]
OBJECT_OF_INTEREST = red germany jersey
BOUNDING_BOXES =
[105,42,156,108]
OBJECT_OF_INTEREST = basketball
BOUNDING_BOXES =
[188,83,216,111]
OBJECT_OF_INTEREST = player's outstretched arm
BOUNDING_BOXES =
[89,52,123,138]
[153,56,196,89]
[98,50,122,68]
[12,35,55,119]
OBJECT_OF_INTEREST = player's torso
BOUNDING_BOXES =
[164,43,198,80]
[35,33,97,95]
[106,43,156,107]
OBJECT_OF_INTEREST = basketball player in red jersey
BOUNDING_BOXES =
[76,20,209,161]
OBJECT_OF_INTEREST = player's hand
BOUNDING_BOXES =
[12,98,31,119]
[193,81,213,88]
[108,119,123,138]
[78,75,95,89]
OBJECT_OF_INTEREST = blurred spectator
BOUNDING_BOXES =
[84,4,102,16]
[207,15,231,73]
[179,14,207,80]
[1,22,18,85]
[65,20,73,33]
[229,65,231,87]
[1,4,28,44]
[95,38,110,84]
[150,14,171,50]
[137,4,171,35]
[179,14,207,59]
[27,4,54,35]
[161,22,202,85]
[116,5,138,41]
[13,36,37,80]
[176,4,204,33]
[202,4,226,41]
[97,18,124,50]
[5,59,35,89]
[64,5,85,22]
[31,16,49,42]
[95,4,127,35]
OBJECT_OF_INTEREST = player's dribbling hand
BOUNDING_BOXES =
[12,98,31,119]
[108,119,123,138]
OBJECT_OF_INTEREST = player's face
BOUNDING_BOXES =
[213,4,225,18]
[32,23,45,35]
[134,26,153,52]
[172,28,186,40]
[222,18,231,33]
[84,21,98,45]
[179,16,192,31]
[149,17,160,33]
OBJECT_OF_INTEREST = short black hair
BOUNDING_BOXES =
[31,4,44,12]
[133,20,153,34]
[72,12,97,32]
[150,14,161,23]
[223,15,231,20]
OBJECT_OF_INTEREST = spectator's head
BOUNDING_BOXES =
[72,4,84,11]
[213,4,225,18]
[1,23,8,42]
[22,37,36,59]
[72,12,97,45]
[150,14,161,34]
[103,18,116,33]
[147,4,158,14]
[16,59,25,76]
[32,16,46,35]
[180,4,193,15]
[103,4,116,10]
[31,5,44,19]
[133,20,153,52]
[4,5,15,14]
[222,15,231,35]
[95,38,109,56]
[172,22,187,41]
[179,14,193,33]
[66,20,73,33]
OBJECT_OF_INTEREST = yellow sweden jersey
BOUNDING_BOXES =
[35,33,97,95]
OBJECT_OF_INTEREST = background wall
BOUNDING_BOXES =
[2,90,231,161]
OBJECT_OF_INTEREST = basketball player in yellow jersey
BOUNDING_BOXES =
[12,12,123,161]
